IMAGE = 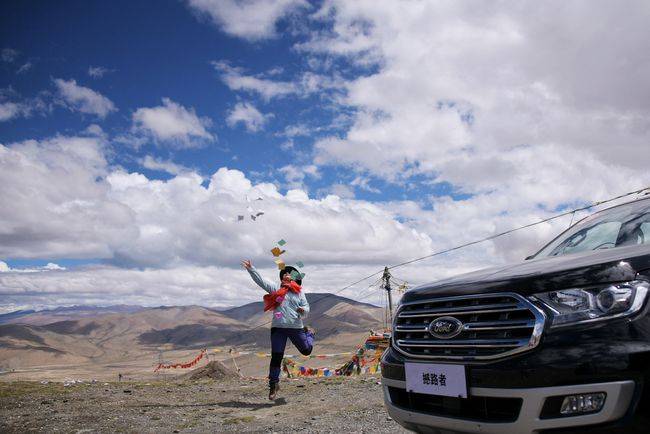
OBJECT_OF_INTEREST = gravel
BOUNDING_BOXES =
[0,375,410,433]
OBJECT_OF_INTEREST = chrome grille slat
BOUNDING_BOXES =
[463,319,535,330]
[398,306,528,318]
[397,339,527,348]
[394,319,535,332]
[400,302,521,315]
[392,292,546,361]
[394,325,428,332]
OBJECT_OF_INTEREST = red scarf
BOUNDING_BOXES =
[263,281,301,312]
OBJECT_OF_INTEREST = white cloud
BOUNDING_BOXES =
[16,62,32,74]
[0,88,50,122]
[53,78,116,118]
[0,102,21,122]
[0,259,480,310]
[226,102,271,132]
[1,48,18,63]
[187,0,308,41]
[5,2,650,311]
[279,164,320,189]
[3,130,647,311]
[329,183,355,199]
[309,2,650,177]
[1,134,433,273]
[0,261,65,273]
[282,124,311,137]
[132,98,214,148]
[299,0,650,261]
[213,61,296,100]
[140,155,194,176]
[350,176,380,194]
[88,66,111,78]
[0,134,136,260]
[212,61,344,101]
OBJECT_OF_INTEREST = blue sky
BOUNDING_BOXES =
[1,0,649,311]
[2,1,329,178]
[2,0,459,206]
[1,0,459,270]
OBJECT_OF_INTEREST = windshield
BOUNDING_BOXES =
[534,198,650,258]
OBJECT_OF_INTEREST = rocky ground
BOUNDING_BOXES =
[0,375,409,433]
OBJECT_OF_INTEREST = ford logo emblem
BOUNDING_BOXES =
[428,316,463,339]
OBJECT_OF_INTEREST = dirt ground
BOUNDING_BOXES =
[0,375,410,433]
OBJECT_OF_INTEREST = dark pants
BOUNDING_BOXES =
[269,327,314,386]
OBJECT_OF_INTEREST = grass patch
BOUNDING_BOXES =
[0,382,71,399]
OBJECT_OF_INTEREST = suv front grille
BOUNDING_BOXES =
[393,292,545,361]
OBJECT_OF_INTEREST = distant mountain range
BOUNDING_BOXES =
[0,294,385,368]
[0,305,146,325]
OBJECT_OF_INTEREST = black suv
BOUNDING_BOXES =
[382,196,650,433]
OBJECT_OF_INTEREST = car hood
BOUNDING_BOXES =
[402,244,650,302]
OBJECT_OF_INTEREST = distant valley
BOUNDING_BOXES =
[0,294,385,371]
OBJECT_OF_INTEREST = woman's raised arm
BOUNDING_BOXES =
[242,259,279,293]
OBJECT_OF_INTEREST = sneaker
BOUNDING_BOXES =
[268,383,280,400]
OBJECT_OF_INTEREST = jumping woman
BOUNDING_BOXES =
[241,259,315,400]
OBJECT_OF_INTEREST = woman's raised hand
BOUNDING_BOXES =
[241,259,253,269]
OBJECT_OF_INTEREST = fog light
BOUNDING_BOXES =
[560,393,606,415]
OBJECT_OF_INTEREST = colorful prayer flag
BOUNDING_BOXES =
[271,247,285,257]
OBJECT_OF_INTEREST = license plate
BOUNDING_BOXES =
[405,362,468,398]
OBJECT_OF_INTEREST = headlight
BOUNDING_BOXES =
[531,280,649,327]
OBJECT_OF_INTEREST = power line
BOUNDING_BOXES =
[232,185,649,343]
[386,185,650,272]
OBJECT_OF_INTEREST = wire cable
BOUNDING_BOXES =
[232,185,649,344]
[387,185,650,272]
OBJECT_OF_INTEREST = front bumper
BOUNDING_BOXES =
[383,377,635,434]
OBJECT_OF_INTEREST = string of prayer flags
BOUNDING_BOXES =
[280,332,387,378]
[153,349,206,372]
[295,261,304,268]
[277,239,286,246]
[271,247,286,257]
[275,258,286,270]
[255,352,353,358]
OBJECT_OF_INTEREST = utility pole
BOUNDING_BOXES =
[382,266,394,327]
